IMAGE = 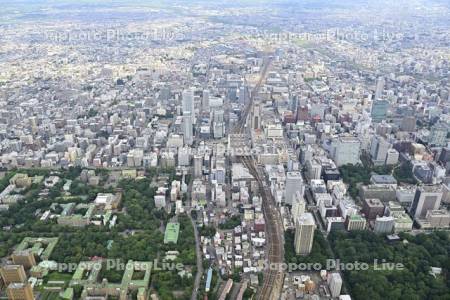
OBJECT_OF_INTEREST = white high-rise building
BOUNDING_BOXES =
[178,147,191,166]
[182,88,195,124]
[202,89,209,111]
[285,171,304,205]
[182,112,193,145]
[328,273,342,298]
[306,158,322,181]
[385,148,399,165]
[193,154,203,178]
[239,86,247,105]
[291,191,306,221]
[294,213,316,255]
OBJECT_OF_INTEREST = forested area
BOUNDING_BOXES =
[339,162,417,199]
[329,231,450,300]
[0,168,196,300]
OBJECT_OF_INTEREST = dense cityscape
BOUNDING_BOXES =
[0,0,450,300]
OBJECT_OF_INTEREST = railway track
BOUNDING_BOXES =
[242,156,284,300]
[231,52,284,299]
[232,55,273,134]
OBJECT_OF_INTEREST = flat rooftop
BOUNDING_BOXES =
[164,222,180,244]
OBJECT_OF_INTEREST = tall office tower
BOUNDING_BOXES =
[202,89,209,111]
[239,86,247,105]
[251,103,261,130]
[289,95,298,113]
[182,88,195,124]
[328,273,343,298]
[410,186,443,219]
[300,145,314,165]
[213,109,224,123]
[178,146,191,167]
[291,191,306,221]
[385,148,399,165]
[285,171,304,205]
[306,158,322,181]
[182,112,193,145]
[227,87,237,101]
[375,76,385,100]
[294,213,316,255]
[0,265,27,285]
[370,136,390,165]
[213,122,224,139]
[193,154,203,178]
[7,283,34,300]
[371,99,390,123]
[332,135,361,166]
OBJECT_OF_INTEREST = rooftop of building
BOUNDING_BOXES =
[370,174,397,185]
[164,222,180,244]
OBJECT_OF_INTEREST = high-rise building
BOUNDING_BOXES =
[410,186,443,219]
[291,191,306,221]
[182,112,193,145]
[332,136,361,166]
[385,148,399,165]
[306,159,322,181]
[371,99,389,123]
[202,89,210,111]
[285,172,304,205]
[251,103,261,130]
[0,265,27,285]
[213,121,224,139]
[294,213,316,255]
[193,154,203,178]
[328,272,343,298]
[178,146,191,167]
[239,86,247,105]
[182,88,195,124]
[370,136,390,165]
[7,282,34,300]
